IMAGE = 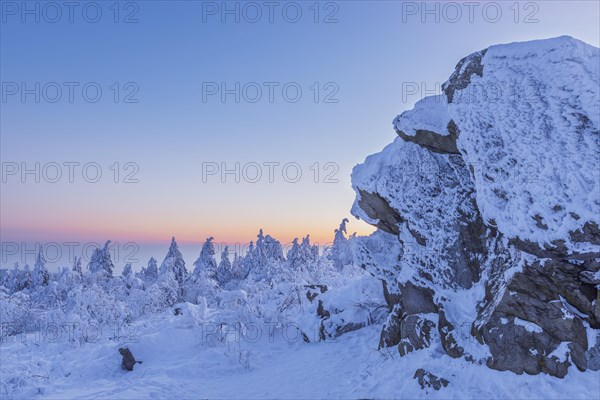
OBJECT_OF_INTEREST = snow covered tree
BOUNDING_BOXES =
[287,235,319,272]
[159,237,188,284]
[301,235,319,263]
[19,264,32,291]
[32,248,50,287]
[286,238,302,269]
[182,237,221,305]
[215,246,232,286]
[256,229,285,264]
[0,266,14,291]
[122,263,133,278]
[7,262,21,293]
[238,241,255,279]
[142,257,159,281]
[54,265,82,302]
[328,218,353,270]
[244,229,285,280]
[193,237,218,276]
[88,241,115,277]
[230,252,245,280]
[72,256,83,275]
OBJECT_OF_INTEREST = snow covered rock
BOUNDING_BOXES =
[301,276,387,341]
[446,36,600,260]
[413,368,449,391]
[351,36,600,377]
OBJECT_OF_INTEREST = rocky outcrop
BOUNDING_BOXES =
[378,282,438,354]
[473,258,598,377]
[438,308,464,359]
[394,120,460,154]
[351,36,600,378]
[356,190,403,236]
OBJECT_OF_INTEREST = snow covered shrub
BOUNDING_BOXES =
[65,284,133,326]
[0,290,42,338]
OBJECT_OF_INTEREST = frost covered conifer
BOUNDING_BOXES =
[329,218,353,270]
[32,248,50,287]
[247,229,285,280]
[72,256,83,275]
[183,238,220,305]
[88,241,115,277]
[287,235,320,276]
[122,263,133,278]
[193,237,218,276]
[9,262,20,292]
[256,229,284,263]
[301,235,319,263]
[143,257,159,281]
[19,264,32,291]
[240,241,256,278]
[1,263,19,292]
[0,268,11,290]
[215,246,232,285]
[287,238,302,269]
[159,237,188,284]
[231,252,245,280]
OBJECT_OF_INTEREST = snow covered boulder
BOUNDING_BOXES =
[302,276,387,341]
[445,36,600,260]
[413,368,449,391]
[352,36,600,377]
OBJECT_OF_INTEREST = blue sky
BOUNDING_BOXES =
[1,0,599,269]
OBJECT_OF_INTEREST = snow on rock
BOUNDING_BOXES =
[351,36,600,379]
[393,95,451,137]
[351,137,485,289]
[446,36,600,258]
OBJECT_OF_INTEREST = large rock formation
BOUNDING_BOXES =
[351,36,600,377]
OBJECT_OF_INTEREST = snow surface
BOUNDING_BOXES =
[2,308,598,400]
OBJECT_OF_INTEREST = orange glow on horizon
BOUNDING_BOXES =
[1,219,376,246]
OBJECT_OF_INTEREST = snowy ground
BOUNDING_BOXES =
[2,305,598,399]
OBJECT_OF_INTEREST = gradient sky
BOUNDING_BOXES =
[1,1,599,269]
